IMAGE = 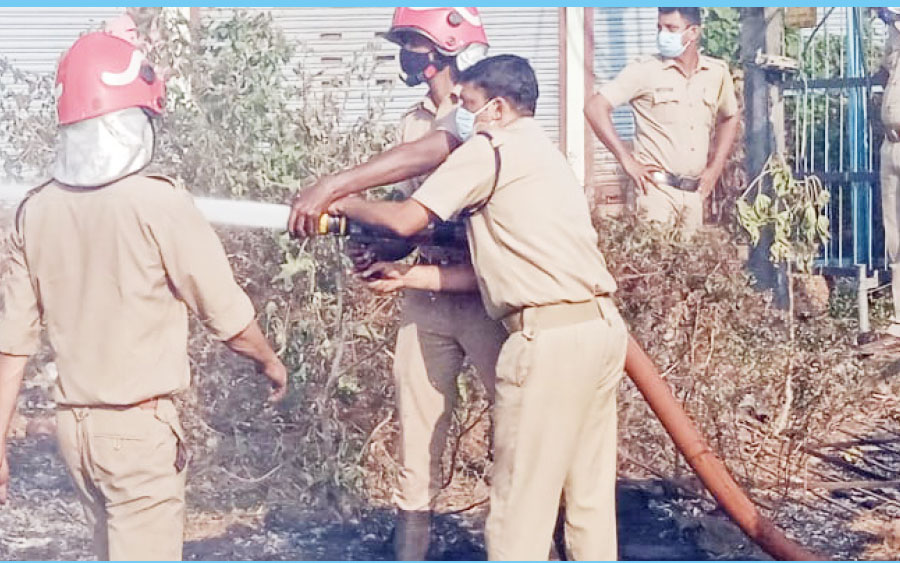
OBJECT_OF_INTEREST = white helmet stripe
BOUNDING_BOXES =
[100,50,144,87]
[452,7,482,26]
[405,7,483,27]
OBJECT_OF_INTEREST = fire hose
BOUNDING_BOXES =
[624,337,821,560]
[0,190,822,559]
[314,212,821,560]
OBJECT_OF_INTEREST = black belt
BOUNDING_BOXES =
[650,171,701,192]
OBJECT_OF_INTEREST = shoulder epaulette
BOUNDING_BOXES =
[14,179,52,235]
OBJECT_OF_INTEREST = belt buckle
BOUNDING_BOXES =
[650,171,668,186]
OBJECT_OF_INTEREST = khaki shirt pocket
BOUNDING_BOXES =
[651,87,682,124]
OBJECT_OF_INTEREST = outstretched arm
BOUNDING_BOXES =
[289,130,459,237]
[359,262,479,294]
[329,197,433,239]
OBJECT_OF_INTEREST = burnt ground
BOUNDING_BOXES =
[0,435,773,561]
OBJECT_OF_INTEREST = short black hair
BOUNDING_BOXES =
[458,54,538,116]
[658,7,702,26]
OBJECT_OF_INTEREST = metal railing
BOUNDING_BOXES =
[785,7,887,274]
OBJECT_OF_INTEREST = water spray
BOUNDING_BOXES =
[0,182,823,560]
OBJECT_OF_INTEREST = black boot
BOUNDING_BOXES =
[394,510,432,560]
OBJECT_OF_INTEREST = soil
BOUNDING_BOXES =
[0,435,773,561]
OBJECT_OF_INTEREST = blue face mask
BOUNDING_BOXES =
[455,99,497,142]
[657,29,688,59]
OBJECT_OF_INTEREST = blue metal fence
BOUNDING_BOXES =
[786,7,886,273]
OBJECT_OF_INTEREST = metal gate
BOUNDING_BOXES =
[785,7,887,273]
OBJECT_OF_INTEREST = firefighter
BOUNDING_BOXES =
[585,7,739,237]
[0,18,287,560]
[289,8,507,560]
[328,54,627,562]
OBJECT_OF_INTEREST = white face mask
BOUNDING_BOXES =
[657,29,689,59]
[53,107,154,187]
[454,98,497,142]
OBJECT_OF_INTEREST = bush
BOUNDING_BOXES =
[0,8,884,522]
[1,9,404,513]
[599,213,876,498]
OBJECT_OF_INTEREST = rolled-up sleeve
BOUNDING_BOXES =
[597,60,645,108]
[717,67,739,119]
[412,135,496,221]
[0,222,41,356]
[147,190,255,341]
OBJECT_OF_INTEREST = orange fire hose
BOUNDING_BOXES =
[624,335,824,561]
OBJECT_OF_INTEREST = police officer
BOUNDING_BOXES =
[329,54,628,561]
[870,7,900,350]
[585,7,739,236]
[0,20,287,560]
[289,8,507,560]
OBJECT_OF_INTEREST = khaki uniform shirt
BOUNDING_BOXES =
[396,89,460,198]
[396,89,466,268]
[0,175,255,406]
[599,54,739,178]
[884,26,900,129]
[412,117,618,320]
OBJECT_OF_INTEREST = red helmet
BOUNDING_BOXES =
[55,27,165,126]
[386,7,489,70]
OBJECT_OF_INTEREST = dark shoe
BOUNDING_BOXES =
[394,510,431,561]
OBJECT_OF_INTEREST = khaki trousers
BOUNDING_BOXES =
[636,182,703,236]
[881,139,900,337]
[392,290,507,512]
[56,398,187,561]
[486,297,627,561]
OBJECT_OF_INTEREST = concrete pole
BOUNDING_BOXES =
[564,7,587,186]
[742,8,788,306]
[766,8,786,156]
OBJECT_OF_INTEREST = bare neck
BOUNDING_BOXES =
[427,67,456,107]
[674,46,700,76]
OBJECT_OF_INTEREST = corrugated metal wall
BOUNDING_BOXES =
[0,7,125,73]
[591,7,659,204]
[482,7,560,141]
[205,7,561,142]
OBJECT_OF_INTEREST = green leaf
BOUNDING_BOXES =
[754,194,773,217]
[816,216,831,240]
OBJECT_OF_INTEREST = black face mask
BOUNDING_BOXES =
[399,49,435,87]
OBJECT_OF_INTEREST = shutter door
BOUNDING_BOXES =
[206,8,562,143]
[205,8,420,127]
[591,7,658,205]
[480,7,560,142]
[0,8,126,74]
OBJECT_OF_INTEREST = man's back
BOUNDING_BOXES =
[12,175,253,406]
